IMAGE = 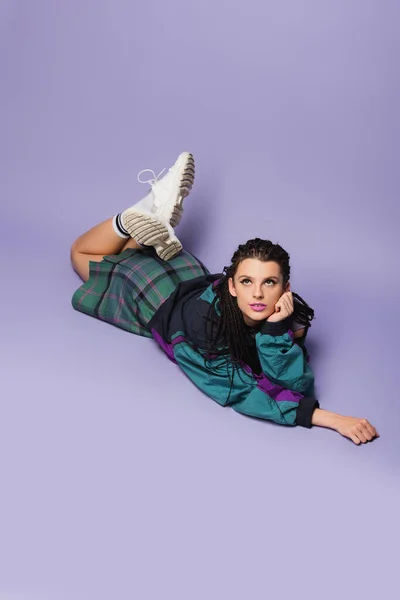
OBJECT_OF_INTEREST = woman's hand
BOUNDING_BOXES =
[333,415,379,445]
[311,409,380,445]
[267,291,294,322]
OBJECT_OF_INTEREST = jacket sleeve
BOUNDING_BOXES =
[256,319,314,392]
[171,321,319,428]
[252,318,319,427]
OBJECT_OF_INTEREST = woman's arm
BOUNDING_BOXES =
[312,409,379,444]
[169,294,380,444]
[172,340,379,443]
[172,338,311,428]
[256,293,380,444]
[255,319,314,393]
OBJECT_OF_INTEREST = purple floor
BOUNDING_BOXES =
[1,1,399,599]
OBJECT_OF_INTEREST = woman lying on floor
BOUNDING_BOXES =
[70,152,379,445]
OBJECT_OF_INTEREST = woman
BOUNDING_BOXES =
[70,152,379,445]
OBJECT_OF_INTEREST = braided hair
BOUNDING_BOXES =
[204,238,315,400]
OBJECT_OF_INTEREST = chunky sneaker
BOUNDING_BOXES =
[120,209,182,261]
[136,152,195,227]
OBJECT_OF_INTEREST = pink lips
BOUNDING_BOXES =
[249,304,267,312]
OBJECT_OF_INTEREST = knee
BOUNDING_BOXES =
[70,235,84,260]
[70,238,79,256]
[70,240,81,271]
[122,238,140,251]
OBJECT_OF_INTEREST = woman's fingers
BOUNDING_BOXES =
[281,293,294,317]
[363,419,379,439]
[287,291,294,310]
[286,292,294,311]
[354,425,368,444]
[351,433,361,445]
[337,416,380,445]
[269,292,295,322]
[357,420,378,442]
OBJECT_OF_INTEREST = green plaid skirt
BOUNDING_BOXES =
[71,248,210,337]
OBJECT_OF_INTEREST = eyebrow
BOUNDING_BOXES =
[238,275,280,281]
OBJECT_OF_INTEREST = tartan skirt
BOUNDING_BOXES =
[71,248,210,338]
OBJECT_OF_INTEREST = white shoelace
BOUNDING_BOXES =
[137,168,167,187]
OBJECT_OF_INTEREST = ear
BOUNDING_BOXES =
[285,281,291,292]
[228,277,237,297]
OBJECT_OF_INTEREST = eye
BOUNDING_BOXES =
[240,278,276,286]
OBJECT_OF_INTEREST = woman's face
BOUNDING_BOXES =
[228,258,289,327]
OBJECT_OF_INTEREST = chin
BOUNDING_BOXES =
[248,312,267,320]
[243,311,267,327]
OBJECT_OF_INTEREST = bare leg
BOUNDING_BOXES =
[71,152,195,281]
[120,237,142,252]
[70,217,141,281]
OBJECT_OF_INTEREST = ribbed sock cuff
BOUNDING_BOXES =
[112,214,130,238]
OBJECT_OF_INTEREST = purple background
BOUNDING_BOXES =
[1,1,399,599]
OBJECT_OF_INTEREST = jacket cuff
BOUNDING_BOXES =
[295,397,320,428]
[260,317,292,337]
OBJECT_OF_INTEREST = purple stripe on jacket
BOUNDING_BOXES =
[151,329,177,364]
[241,363,303,404]
[165,333,304,405]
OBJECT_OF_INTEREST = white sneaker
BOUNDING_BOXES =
[136,152,195,227]
[121,208,182,261]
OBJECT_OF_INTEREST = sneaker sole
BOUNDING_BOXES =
[168,152,195,228]
[122,211,182,261]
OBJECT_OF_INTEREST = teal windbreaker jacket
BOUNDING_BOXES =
[148,274,319,428]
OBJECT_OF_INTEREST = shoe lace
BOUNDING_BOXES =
[137,168,166,187]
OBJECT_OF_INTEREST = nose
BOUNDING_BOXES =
[253,286,264,299]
